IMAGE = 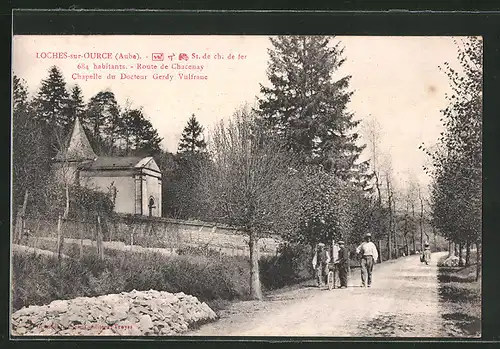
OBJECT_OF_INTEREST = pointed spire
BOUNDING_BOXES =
[55,117,96,162]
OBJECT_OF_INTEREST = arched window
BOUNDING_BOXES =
[148,197,156,217]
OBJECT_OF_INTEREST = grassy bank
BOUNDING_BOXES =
[12,248,251,313]
[12,241,314,313]
[437,253,481,337]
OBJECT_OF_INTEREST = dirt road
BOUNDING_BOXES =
[189,252,449,337]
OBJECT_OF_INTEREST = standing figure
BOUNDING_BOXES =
[312,242,330,287]
[356,233,379,288]
[423,241,431,265]
[337,241,350,288]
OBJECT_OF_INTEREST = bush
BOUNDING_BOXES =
[260,243,313,290]
[437,256,481,336]
[12,249,251,312]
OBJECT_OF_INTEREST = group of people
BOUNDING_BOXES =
[312,233,433,289]
[312,232,379,289]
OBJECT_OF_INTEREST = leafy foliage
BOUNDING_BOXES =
[260,243,313,290]
[12,75,52,210]
[422,37,482,246]
[31,183,114,219]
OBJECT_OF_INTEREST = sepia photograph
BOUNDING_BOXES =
[10,34,482,338]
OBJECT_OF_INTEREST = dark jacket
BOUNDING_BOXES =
[338,247,350,266]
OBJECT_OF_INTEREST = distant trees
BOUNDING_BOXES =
[165,114,209,219]
[422,37,482,279]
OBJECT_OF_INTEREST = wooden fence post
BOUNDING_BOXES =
[80,218,85,260]
[56,214,63,260]
[14,190,29,244]
[97,214,103,260]
[14,207,23,245]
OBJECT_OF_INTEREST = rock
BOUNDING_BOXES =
[139,314,153,330]
[113,303,130,314]
[59,316,70,328]
[15,327,27,335]
[68,314,84,324]
[48,300,68,313]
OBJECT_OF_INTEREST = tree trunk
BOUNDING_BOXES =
[475,239,481,281]
[386,176,393,260]
[392,199,398,257]
[458,242,464,267]
[466,240,471,266]
[56,214,63,260]
[378,240,383,262]
[411,203,416,253]
[248,231,262,300]
[419,193,424,251]
[388,232,392,260]
[433,228,437,251]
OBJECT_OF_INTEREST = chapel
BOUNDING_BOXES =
[52,118,162,217]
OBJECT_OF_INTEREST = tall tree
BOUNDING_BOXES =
[422,37,482,280]
[132,113,163,156]
[167,114,209,218]
[33,66,72,156]
[257,35,370,186]
[362,115,388,253]
[12,75,50,209]
[68,84,86,122]
[84,90,121,155]
[178,114,207,154]
[198,106,302,299]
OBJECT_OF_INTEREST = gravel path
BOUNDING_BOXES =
[188,252,449,337]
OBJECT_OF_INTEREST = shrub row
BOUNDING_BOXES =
[12,249,251,313]
[260,243,313,290]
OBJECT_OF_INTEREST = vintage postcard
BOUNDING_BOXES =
[11,33,482,338]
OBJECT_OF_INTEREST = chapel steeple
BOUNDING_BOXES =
[54,117,97,162]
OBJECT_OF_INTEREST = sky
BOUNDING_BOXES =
[12,35,467,193]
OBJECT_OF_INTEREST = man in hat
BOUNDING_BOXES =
[356,233,379,287]
[312,242,330,287]
[337,241,350,288]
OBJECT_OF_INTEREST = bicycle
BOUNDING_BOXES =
[327,262,341,290]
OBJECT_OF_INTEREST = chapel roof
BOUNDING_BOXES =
[54,117,97,162]
[82,156,143,169]
[80,156,160,173]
